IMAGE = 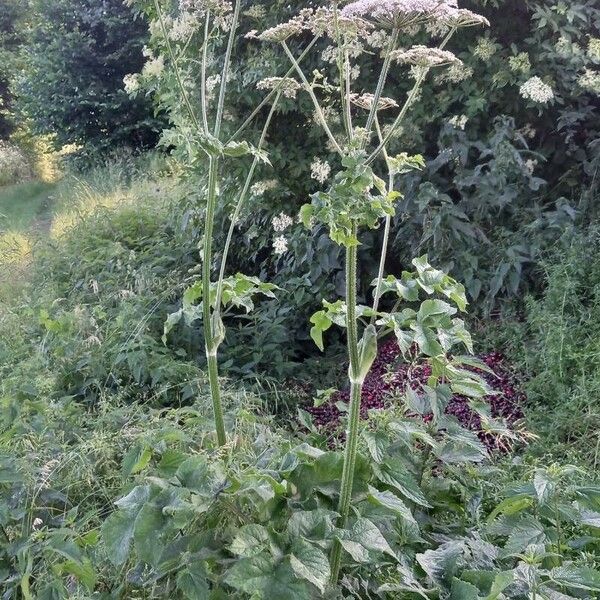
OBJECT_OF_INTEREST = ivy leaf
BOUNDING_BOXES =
[289,538,330,593]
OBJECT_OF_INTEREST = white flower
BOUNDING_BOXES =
[579,68,600,94]
[142,56,165,79]
[588,38,600,62]
[436,62,473,84]
[391,45,461,68]
[519,76,554,104]
[245,29,259,39]
[259,16,305,43]
[518,124,536,139]
[341,0,457,29]
[250,180,278,196]
[448,114,468,130]
[473,37,497,61]
[244,4,266,19]
[509,52,531,74]
[311,158,331,184]
[257,77,302,99]
[524,159,537,175]
[349,93,399,111]
[272,212,294,232]
[123,73,140,94]
[273,235,289,255]
[169,11,199,41]
[33,518,44,530]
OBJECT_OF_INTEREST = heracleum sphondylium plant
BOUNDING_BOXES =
[259,0,490,583]
[125,0,321,445]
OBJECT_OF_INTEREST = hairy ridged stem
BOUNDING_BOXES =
[214,91,282,311]
[282,41,344,155]
[330,222,361,584]
[203,156,226,445]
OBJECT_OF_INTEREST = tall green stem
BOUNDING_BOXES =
[203,156,226,446]
[330,223,362,584]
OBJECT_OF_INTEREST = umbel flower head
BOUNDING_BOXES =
[342,0,456,29]
[391,45,461,67]
[519,76,554,104]
[257,77,302,99]
[349,93,399,111]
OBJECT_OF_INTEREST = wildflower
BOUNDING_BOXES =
[272,212,294,232]
[441,8,489,28]
[341,0,459,30]
[245,29,259,39]
[391,45,461,68]
[311,158,331,184]
[473,37,497,61]
[365,29,389,49]
[519,76,554,104]
[257,77,302,99]
[524,159,537,175]
[518,124,536,139]
[448,114,468,130]
[555,36,572,57]
[579,69,600,94]
[436,62,473,84]
[142,56,165,79]
[123,73,140,94]
[350,93,399,111]
[308,7,373,40]
[169,11,199,41]
[244,4,266,19]
[509,52,531,74]
[588,38,600,62]
[84,335,102,347]
[273,235,289,255]
[250,180,278,196]
[33,518,44,530]
[259,16,305,43]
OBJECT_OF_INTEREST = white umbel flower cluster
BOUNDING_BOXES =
[272,212,294,232]
[257,77,302,99]
[169,11,199,41]
[519,76,554,104]
[250,180,278,196]
[349,93,399,111]
[391,45,461,68]
[310,158,331,184]
[588,38,600,62]
[273,235,289,256]
[448,114,468,129]
[123,73,141,94]
[579,69,600,95]
[142,56,165,79]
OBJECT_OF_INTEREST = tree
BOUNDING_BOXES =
[0,0,27,139]
[15,0,163,157]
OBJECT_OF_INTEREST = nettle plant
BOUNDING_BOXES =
[256,0,493,584]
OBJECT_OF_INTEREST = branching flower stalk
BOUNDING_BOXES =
[262,0,489,585]
[151,0,313,445]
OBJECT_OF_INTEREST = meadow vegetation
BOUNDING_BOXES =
[0,0,599,598]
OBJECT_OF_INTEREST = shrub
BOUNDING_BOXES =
[14,0,164,160]
[0,141,32,186]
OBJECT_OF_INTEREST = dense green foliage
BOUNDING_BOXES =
[14,0,163,160]
[0,0,26,138]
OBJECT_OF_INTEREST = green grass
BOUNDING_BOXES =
[0,180,55,232]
